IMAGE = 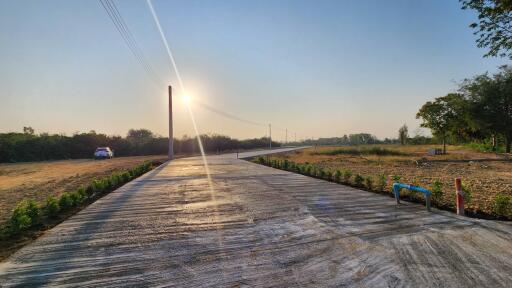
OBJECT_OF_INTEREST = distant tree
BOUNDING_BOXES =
[460,66,512,152]
[398,124,409,145]
[461,0,512,59]
[23,126,34,135]
[416,94,467,154]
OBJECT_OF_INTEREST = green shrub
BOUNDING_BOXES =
[10,200,39,234]
[325,170,333,181]
[431,180,443,203]
[91,179,106,193]
[318,168,325,179]
[69,191,83,205]
[256,156,265,164]
[305,165,312,175]
[334,170,342,183]
[365,176,374,190]
[492,194,511,217]
[26,200,41,225]
[377,174,387,191]
[343,170,352,183]
[59,193,74,210]
[462,183,472,204]
[44,196,60,217]
[283,159,289,169]
[354,174,364,187]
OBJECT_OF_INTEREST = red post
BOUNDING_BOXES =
[455,178,464,216]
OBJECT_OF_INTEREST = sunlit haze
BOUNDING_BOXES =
[0,0,506,141]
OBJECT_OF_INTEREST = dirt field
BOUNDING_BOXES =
[268,145,512,217]
[0,156,167,225]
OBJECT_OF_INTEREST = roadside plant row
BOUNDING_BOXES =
[253,156,512,220]
[0,161,159,241]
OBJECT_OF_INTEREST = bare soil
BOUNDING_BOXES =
[270,145,512,217]
[0,156,167,225]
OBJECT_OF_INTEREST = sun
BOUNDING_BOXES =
[182,94,192,105]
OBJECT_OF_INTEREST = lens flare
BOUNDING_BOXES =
[182,95,192,105]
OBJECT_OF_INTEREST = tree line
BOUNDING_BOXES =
[416,65,512,153]
[0,128,280,163]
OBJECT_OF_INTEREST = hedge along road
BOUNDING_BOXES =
[1,148,512,287]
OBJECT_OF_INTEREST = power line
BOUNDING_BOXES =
[196,102,266,127]
[99,0,163,87]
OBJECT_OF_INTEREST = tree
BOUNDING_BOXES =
[398,124,408,145]
[23,126,34,135]
[416,94,467,154]
[460,66,512,152]
[461,0,512,59]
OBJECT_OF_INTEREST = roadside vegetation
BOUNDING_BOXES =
[252,145,512,220]
[0,160,161,261]
[0,128,280,163]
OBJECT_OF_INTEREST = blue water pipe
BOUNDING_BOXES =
[393,182,432,211]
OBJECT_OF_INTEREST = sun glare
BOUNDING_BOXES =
[182,94,192,105]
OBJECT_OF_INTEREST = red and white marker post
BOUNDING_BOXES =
[455,178,464,216]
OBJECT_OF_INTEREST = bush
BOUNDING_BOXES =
[334,170,342,183]
[462,183,472,204]
[44,196,60,217]
[26,200,41,225]
[377,174,387,191]
[69,191,83,205]
[283,159,289,169]
[354,174,364,187]
[256,156,265,164]
[343,170,353,183]
[59,193,74,210]
[492,194,511,217]
[9,200,41,234]
[431,180,443,203]
[365,176,373,190]
[318,168,326,179]
[325,170,333,181]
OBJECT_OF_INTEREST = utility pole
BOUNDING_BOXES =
[168,86,173,160]
[269,123,272,150]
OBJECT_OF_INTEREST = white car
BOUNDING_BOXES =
[94,147,114,159]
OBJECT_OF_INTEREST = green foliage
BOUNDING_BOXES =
[9,200,41,234]
[377,174,387,191]
[315,147,407,156]
[492,194,511,217]
[256,156,265,164]
[325,170,333,181]
[44,197,60,217]
[365,176,374,190]
[343,170,352,183]
[431,180,443,203]
[461,0,512,59]
[59,193,74,210]
[69,192,83,205]
[0,129,281,163]
[317,168,326,179]
[334,170,342,183]
[354,174,364,187]
[462,183,472,204]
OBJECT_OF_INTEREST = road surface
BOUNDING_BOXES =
[1,148,512,287]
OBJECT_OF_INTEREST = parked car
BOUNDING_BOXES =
[94,147,114,159]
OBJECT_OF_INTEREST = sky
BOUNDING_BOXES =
[0,0,509,141]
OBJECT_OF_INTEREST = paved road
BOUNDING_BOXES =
[1,148,512,287]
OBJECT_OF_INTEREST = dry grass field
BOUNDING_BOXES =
[268,145,512,217]
[0,156,167,225]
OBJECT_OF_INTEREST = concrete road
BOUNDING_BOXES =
[1,148,512,287]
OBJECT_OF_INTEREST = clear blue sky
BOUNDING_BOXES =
[0,0,508,141]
